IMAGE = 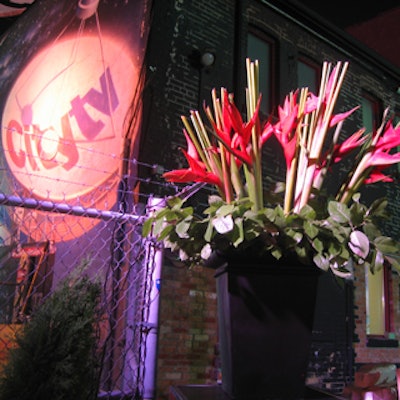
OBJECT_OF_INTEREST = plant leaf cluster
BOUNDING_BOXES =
[143,193,400,276]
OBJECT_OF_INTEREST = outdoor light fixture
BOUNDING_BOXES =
[189,49,216,69]
[200,51,215,67]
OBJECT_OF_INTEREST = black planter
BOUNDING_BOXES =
[214,253,321,400]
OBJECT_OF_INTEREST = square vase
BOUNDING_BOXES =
[215,256,320,400]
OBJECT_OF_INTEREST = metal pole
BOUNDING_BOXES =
[142,197,163,400]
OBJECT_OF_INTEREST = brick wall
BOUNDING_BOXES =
[140,0,236,193]
[156,259,218,399]
[353,266,400,364]
[141,1,400,398]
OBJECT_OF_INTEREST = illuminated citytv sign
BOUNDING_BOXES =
[0,0,149,242]
[3,34,135,201]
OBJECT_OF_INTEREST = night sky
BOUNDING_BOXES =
[300,0,400,28]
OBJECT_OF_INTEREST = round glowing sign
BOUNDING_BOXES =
[1,32,138,242]
[2,33,136,202]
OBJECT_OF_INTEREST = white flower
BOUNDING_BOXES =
[179,249,189,261]
[349,230,369,260]
[212,215,234,234]
[201,244,212,260]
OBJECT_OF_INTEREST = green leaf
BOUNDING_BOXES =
[233,218,244,247]
[176,217,192,238]
[295,245,308,261]
[312,237,324,252]
[299,204,316,220]
[153,217,166,237]
[349,202,366,226]
[216,204,235,216]
[285,228,303,244]
[363,222,382,239]
[304,220,319,239]
[142,217,154,237]
[180,206,194,218]
[204,220,214,242]
[368,198,389,218]
[352,193,361,202]
[326,240,342,257]
[158,225,175,240]
[271,247,283,260]
[264,207,277,221]
[313,254,329,271]
[374,236,400,254]
[328,201,351,223]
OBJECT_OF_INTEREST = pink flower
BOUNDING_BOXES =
[374,120,400,151]
[330,107,359,128]
[331,129,366,163]
[273,93,299,168]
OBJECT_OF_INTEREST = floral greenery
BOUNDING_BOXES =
[144,193,399,276]
[143,59,400,276]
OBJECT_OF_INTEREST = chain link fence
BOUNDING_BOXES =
[0,147,162,398]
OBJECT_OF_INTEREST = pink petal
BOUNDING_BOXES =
[183,130,199,160]
[304,92,319,113]
[376,122,400,151]
[329,106,359,127]
[365,170,393,184]
[366,150,400,168]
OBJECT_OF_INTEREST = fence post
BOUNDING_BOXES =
[142,197,164,400]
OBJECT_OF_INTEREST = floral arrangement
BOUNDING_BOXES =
[143,59,400,277]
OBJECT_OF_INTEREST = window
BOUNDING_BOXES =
[361,92,381,133]
[297,58,319,93]
[365,264,392,336]
[247,30,276,116]
[361,92,393,338]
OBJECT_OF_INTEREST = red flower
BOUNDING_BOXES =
[163,149,222,188]
[365,168,394,184]
[211,90,261,167]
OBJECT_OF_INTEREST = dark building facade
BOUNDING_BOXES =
[139,1,400,398]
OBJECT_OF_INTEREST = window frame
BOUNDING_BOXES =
[247,27,277,118]
[297,56,321,94]
[361,91,395,343]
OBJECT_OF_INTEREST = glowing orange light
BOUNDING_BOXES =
[2,33,139,241]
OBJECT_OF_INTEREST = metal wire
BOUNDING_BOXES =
[0,157,165,398]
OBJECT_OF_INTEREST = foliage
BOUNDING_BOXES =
[0,263,102,400]
[143,59,400,276]
[143,193,400,276]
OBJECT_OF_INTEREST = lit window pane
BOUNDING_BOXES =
[361,97,374,132]
[362,93,388,337]
[365,266,385,336]
[298,61,317,93]
[247,33,271,114]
